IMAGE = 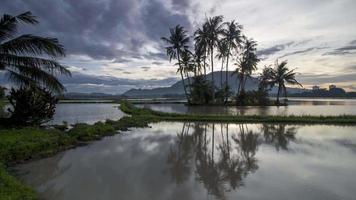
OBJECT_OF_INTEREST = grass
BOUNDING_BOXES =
[120,100,356,124]
[1,100,356,199]
[0,116,152,200]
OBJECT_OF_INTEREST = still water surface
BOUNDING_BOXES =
[137,98,356,116]
[49,103,125,125]
[13,122,356,200]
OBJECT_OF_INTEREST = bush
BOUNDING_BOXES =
[236,89,270,106]
[190,76,214,104]
[7,86,58,126]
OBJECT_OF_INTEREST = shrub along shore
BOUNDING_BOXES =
[1,100,356,199]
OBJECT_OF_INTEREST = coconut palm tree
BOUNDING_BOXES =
[0,11,71,93]
[177,50,195,94]
[205,16,225,102]
[222,21,243,102]
[194,25,209,78]
[271,60,302,105]
[216,40,229,89]
[161,25,190,102]
[234,38,259,95]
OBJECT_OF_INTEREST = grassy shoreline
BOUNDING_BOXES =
[0,116,152,199]
[121,101,356,124]
[1,100,356,199]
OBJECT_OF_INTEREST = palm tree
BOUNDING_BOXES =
[258,65,274,91]
[177,50,194,94]
[271,60,302,105]
[194,25,209,78]
[222,21,243,102]
[205,16,225,102]
[216,41,229,89]
[234,38,259,95]
[161,25,190,102]
[0,11,71,93]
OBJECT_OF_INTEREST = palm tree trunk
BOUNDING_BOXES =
[177,52,189,103]
[283,85,287,104]
[186,71,192,94]
[211,46,215,102]
[220,58,224,89]
[225,53,230,103]
[237,72,244,95]
[243,75,248,91]
[276,85,281,105]
[203,51,207,78]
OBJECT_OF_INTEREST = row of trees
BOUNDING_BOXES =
[161,16,302,105]
[0,11,70,125]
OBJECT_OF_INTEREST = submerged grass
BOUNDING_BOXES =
[1,100,356,199]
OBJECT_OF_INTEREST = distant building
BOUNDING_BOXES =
[329,85,345,95]
[312,85,320,91]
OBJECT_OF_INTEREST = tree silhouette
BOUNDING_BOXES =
[0,11,71,93]
[161,25,190,102]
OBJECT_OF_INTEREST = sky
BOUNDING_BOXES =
[1,0,356,94]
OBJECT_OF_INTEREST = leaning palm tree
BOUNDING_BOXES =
[234,38,259,95]
[177,50,194,94]
[0,11,71,93]
[205,16,225,102]
[161,25,190,102]
[221,21,243,102]
[271,60,302,105]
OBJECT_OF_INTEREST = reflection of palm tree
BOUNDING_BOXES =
[261,124,297,151]
[167,123,260,199]
[166,123,193,184]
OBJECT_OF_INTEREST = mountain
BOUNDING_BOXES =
[123,71,306,97]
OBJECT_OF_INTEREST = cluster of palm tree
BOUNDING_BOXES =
[162,16,246,104]
[162,15,302,105]
[0,11,70,93]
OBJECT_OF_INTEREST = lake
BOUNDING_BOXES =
[136,98,356,116]
[49,103,125,125]
[13,122,356,200]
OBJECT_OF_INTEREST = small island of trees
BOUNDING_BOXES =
[161,15,302,106]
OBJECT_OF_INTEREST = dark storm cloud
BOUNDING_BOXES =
[279,47,326,58]
[257,42,294,57]
[0,0,193,61]
[323,40,356,56]
[297,72,356,84]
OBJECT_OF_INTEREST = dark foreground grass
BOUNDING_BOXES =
[1,101,356,199]
[120,100,356,124]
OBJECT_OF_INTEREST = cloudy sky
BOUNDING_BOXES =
[1,0,356,94]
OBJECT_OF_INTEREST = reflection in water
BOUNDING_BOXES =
[167,123,296,199]
[138,98,356,116]
[13,123,356,200]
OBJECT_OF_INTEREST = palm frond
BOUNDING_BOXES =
[1,34,65,57]
[0,11,38,41]
[1,54,71,76]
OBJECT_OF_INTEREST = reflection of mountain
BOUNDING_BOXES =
[123,71,306,97]
[167,123,297,200]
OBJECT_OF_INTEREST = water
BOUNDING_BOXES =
[13,122,356,200]
[136,98,356,116]
[49,103,125,125]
